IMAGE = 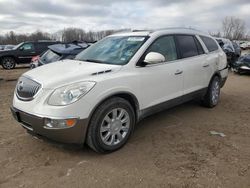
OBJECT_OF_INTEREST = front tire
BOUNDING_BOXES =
[202,76,221,108]
[1,57,16,69]
[86,97,135,153]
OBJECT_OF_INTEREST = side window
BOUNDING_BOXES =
[146,36,177,62]
[200,36,219,52]
[176,35,199,58]
[20,43,34,51]
[194,37,205,55]
[36,43,47,51]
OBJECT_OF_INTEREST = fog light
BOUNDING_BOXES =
[44,118,77,129]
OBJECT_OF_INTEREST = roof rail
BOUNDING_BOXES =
[131,27,206,34]
[156,27,204,32]
[131,29,153,32]
[37,40,58,42]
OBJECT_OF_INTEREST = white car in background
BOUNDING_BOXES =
[240,41,250,50]
[11,28,228,153]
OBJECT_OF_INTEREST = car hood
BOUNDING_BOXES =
[23,59,122,89]
[0,49,15,55]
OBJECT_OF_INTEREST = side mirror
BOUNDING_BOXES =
[144,52,165,64]
[19,47,24,51]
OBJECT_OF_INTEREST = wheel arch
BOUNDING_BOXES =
[203,71,222,99]
[83,92,140,144]
[89,92,140,123]
[209,71,222,85]
[0,55,18,64]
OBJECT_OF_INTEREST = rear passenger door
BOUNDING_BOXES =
[175,35,206,95]
[199,36,220,87]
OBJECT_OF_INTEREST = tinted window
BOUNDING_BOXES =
[146,36,177,62]
[200,36,218,52]
[20,43,34,51]
[176,35,199,58]
[36,43,49,50]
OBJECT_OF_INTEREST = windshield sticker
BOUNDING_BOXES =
[127,37,145,42]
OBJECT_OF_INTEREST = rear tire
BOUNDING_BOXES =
[202,76,221,108]
[86,97,135,153]
[1,57,16,69]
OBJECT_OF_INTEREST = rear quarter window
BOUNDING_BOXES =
[200,36,219,52]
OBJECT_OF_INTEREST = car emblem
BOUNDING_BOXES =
[17,81,24,91]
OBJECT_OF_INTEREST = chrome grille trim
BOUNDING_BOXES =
[16,76,42,101]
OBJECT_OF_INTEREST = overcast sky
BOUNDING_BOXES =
[0,0,249,34]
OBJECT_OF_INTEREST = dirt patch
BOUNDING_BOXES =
[0,65,250,188]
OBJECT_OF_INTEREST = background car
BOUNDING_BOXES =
[232,41,241,58]
[0,45,5,50]
[30,41,89,69]
[240,41,250,50]
[215,37,236,67]
[232,54,250,74]
[4,45,16,50]
[0,40,60,69]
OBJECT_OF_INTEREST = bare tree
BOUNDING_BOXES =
[61,28,128,43]
[222,16,246,40]
[62,28,86,42]
[0,30,52,45]
[0,28,130,45]
[209,31,222,38]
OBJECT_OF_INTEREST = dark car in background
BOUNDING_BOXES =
[30,42,89,69]
[0,41,60,69]
[0,45,5,50]
[215,37,238,67]
[232,54,250,74]
[4,45,16,50]
[232,41,241,58]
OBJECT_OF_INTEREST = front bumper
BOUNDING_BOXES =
[10,106,88,144]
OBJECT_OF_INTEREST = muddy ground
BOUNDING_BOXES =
[0,62,250,188]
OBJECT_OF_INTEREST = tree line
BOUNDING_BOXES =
[210,16,249,41]
[0,16,249,45]
[0,28,129,45]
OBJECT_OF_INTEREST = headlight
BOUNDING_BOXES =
[48,81,96,106]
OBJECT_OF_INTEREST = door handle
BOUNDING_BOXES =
[175,70,183,75]
[203,64,209,68]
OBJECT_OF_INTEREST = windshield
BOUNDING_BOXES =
[75,36,147,65]
[13,42,24,50]
[40,49,61,64]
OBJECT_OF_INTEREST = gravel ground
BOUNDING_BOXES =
[0,62,250,188]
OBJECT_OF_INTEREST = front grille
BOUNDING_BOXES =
[16,76,41,101]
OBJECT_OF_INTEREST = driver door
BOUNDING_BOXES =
[17,43,36,63]
[137,35,183,110]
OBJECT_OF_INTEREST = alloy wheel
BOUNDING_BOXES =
[100,108,130,146]
[211,80,220,105]
[2,58,15,69]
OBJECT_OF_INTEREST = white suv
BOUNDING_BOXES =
[11,28,228,153]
